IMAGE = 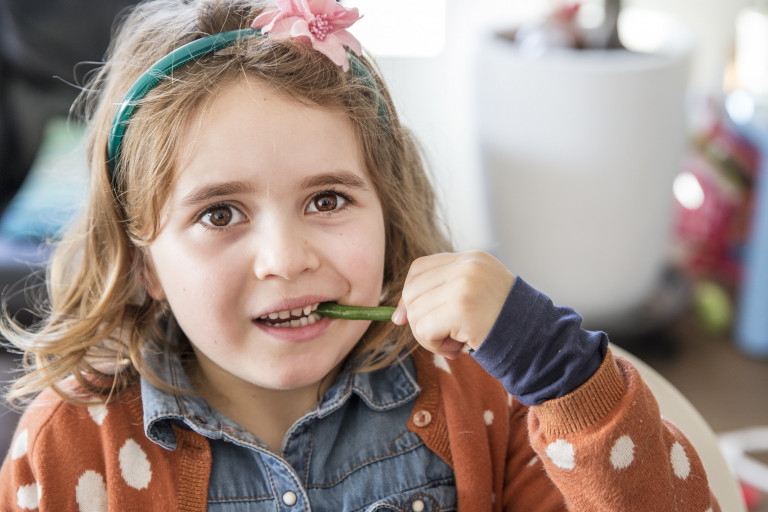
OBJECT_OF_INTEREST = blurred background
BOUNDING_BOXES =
[2,0,768,507]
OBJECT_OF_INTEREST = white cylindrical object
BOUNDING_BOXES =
[475,9,692,327]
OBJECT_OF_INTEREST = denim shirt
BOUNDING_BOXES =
[137,278,604,511]
[140,348,457,511]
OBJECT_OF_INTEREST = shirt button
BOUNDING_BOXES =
[282,491,297,506]
[412,499,426,512]
[413,410,432,427]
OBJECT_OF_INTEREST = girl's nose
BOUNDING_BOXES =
[252,220,320,281]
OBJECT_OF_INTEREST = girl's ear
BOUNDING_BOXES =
[140,253,166,301]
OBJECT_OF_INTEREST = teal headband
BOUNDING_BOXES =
[106,28,255,185]
[106,27,383,190]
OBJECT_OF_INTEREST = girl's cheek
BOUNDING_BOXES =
[338,231,385,293]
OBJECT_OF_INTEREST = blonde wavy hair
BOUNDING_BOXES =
[2,0,452,405]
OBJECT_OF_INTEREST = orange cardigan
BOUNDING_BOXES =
[0,349,720,511]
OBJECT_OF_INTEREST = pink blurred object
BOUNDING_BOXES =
[514,3,585,51]
[742,482,764,510]
[674,119,759,284]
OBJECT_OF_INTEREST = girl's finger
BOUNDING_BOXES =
[392,298,408,325]
[404,252,461,282]
[437,338,465,360]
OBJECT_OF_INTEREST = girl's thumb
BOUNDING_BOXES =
[391,298,408,325]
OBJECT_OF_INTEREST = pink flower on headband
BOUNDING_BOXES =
[252,0,363,72]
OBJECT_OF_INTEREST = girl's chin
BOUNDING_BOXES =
[252,362,343,393]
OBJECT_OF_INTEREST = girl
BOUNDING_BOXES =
[1,0,719,510]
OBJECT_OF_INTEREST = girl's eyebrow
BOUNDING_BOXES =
[299,171,369,191]
[181,181,255,207]
[180,171,368,207]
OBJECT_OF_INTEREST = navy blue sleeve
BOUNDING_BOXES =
[471,277,608,406]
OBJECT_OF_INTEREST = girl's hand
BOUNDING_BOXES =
[392,251,515,360]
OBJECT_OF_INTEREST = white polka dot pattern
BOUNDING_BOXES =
[546,439,575,470]
[119,439,153,490]
[670,442,691,480]
[76,471,108,512]
[11,429,28,460]
[483,410,494,426]
[526,455,539,467]
[87,405,108,426]
[433,354,451,374]
[16,482,39,510]
[610,435,635,470]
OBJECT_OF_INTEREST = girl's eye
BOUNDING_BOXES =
[199,204,244,229]
[307,191,349,214]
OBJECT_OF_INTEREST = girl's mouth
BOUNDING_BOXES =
[256,303,322,328]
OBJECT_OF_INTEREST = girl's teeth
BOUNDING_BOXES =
[258,306,322,327]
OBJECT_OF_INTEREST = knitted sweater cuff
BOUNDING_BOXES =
[532,348,626,436]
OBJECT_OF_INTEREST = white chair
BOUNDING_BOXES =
[719,427,768,495]
[611,344,747,511]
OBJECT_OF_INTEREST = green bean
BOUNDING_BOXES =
[315,302,395,322]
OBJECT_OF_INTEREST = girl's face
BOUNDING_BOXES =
[145,78,386,395]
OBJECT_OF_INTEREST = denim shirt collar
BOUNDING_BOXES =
[140,346,420,451]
